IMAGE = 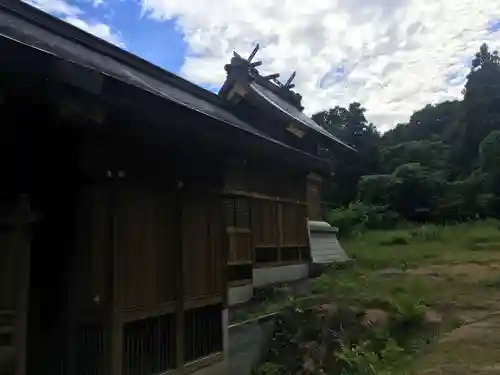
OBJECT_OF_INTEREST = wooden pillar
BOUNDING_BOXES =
[0,195,36,375]
[277,202,283,262]
[109,171,123,375]
[306,173,323,221]
[175,180,185,370]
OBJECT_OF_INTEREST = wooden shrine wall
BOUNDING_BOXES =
[182,192,225,300]
[224,162,310,281]
[116,188,177,310]
[73,130,227,375]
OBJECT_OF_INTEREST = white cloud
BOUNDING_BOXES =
[65,16,124,47]
[24,0,124,47]
[141,0,500,130]
[25,0,82,17]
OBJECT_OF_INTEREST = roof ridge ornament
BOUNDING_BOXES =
[248,44,259,62]
[221,44,304,110]
[284,71,296,89]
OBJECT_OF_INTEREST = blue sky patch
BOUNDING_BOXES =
[487,19,500,33]
[57,0,187,74]
[319,66,345,89]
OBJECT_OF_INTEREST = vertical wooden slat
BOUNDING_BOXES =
[15,196,31,375]
[176,182,184,371]
[277,202,283,262]
[110,175,123,375]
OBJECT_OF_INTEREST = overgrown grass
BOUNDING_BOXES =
[343,220,500,270]
[247,220,500,374]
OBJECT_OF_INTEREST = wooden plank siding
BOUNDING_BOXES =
[67,186,111,375]
[182,191,225,300]
[116,188,177,310]
[306,173,323,221]
[68,181,226,375]
[224,162,311,270]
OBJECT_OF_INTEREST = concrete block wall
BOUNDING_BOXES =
[228,313,277,375]
[252,263,309,287]
[228,263,310,306]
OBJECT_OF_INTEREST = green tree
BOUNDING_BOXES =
[460,43,500,170]
[379,140,450,174]
[479,130,500,173]
[313,102,380,206]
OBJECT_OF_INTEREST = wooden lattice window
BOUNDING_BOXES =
[122,313,176,375]
[282,203,308,247]
[75,322,106,375]
[251,200,279,247]
[281,247,300,262]
[254,247,279,263]
[224,197,250,228]
[228,264,253,283]
[184,303,223,363]
[251,199,310,265]
[226,197,253,284]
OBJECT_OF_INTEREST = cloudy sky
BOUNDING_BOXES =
[25,0,500,131]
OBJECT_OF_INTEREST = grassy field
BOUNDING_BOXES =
[331,220,500,374]
[247,219,500,374]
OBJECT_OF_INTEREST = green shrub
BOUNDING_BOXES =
[378,235,409,246]
[252,362,286,375]
[326,203,400,236]
[408,225,443,242]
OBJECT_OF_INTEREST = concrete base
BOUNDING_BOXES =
[228,313,277,375]
[252,263,309,287]
[308,221,349,265]
[228,283,254,306]
[190,358,227,375]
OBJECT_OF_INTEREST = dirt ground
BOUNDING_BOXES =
[407,263,500,282]
[408,262,500,375]
[416,313,500,375]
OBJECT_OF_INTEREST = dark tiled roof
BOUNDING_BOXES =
[0,0,331,163]
[250,82,355,150]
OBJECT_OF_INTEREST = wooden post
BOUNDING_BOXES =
[109,172,123,375]
[306,173,323,221]
[175,181,185,370]
[277,202,283,262]
[14,196,33,375]
[0,195,35,375]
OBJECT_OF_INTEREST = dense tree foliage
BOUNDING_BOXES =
[313,102,380,206]
[317,43,500,228]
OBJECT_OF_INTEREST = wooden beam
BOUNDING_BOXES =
[223,188,307,206]
[253,260,307,269]
[184,295,222,311]
[121,302,176,323]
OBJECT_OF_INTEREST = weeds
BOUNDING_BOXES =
[248,220,500,375]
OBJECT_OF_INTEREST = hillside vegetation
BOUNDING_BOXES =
[313,43,500,231]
